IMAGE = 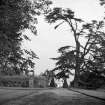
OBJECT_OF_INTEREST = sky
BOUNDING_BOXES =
[23,0,105,75]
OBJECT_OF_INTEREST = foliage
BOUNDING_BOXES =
[0,0,51,75]
[46,7,105,88]
[79,71,105,89]
[81,21,105,75]
[52,46,75,79]
[100,0,105,5]
[0,75,29,87]
[0,75,50,88]
[42,69,55,80]
[45,7,84,87]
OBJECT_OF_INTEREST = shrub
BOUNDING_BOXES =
[0,75,29,87]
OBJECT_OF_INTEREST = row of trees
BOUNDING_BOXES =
[0,0,52,75]
[45,0,105,88]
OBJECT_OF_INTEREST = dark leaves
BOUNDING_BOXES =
[100,0,105,5]
[23,35,31,41]
[24,49,39,59]
[58,46,71,53]
[0,0,49,75]
[45,7,75,23]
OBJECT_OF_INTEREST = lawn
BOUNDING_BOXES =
[0,87,105,105]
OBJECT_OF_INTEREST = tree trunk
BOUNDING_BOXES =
[74,41,80,88]
[73,68,80,88]
[63,78,68,88]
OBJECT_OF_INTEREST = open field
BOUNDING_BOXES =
[0,87,105,105]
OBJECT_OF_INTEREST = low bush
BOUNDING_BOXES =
[0,75,29,87]
[0,75,49,88]
[71,71,105,89]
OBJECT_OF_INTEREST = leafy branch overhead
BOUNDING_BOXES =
[46,7,83,23]
[0,0,51,75]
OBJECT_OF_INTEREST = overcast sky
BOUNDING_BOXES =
[23,0,104,75]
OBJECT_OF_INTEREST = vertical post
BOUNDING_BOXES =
[29,70,34,88]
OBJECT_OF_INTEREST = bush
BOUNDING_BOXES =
[0,75,29,87]
[71,71,105,89]
[0,75,50,88]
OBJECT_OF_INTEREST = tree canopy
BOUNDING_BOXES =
[0,0,51,75]
[45,6,105,88]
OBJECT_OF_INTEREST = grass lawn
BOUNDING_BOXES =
[0,87,105,105]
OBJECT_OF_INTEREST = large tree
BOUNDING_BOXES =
[0,0,51,75]
[45,7,105,87]
[45,7,85,87]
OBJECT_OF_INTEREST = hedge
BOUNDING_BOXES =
[0,75,49,88]
[0,75,29,87]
